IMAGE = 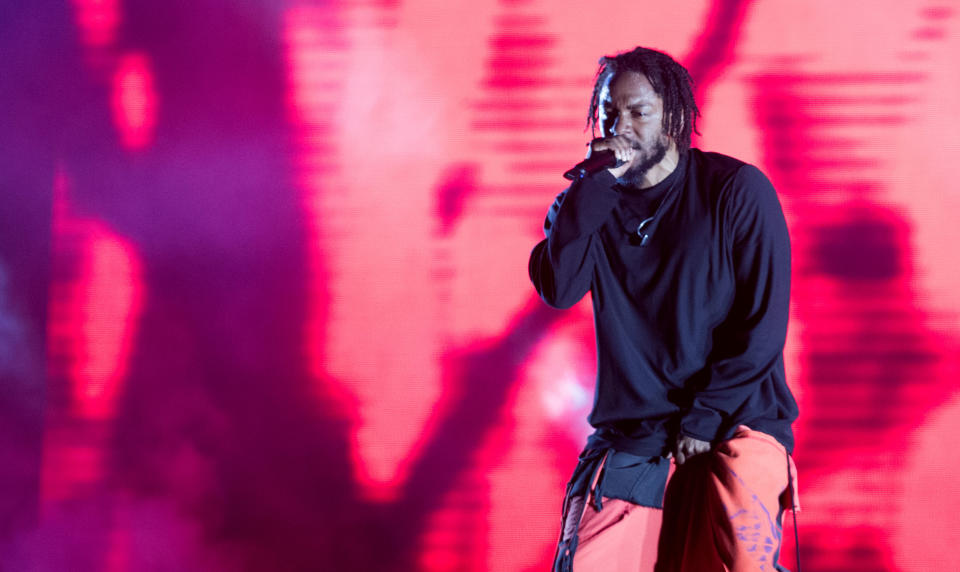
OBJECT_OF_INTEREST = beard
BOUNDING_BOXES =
[617,136,669,189]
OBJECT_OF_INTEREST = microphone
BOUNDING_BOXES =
[563,150,623,180]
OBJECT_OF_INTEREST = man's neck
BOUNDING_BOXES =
[635,145,680,189]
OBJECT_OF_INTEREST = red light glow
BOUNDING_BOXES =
[71,0,121,50]
[111,54,158,150]
[30,1,960,569]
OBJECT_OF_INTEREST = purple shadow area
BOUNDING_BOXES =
[433,163,480,235]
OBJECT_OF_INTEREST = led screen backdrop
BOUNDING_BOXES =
[1,0,959,570]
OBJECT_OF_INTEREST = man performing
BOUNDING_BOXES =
[529,47,799,571]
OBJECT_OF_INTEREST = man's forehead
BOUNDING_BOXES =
[600,71,659,103]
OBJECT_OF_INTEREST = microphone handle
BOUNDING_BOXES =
[563,150,622,180]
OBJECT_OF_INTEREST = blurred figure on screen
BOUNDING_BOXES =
[529,46,799,571]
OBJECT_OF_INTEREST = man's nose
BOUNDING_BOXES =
[611,113,633,136]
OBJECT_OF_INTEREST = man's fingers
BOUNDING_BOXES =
[592,136,635,156]
[590,136,638,177]
[674,436,711,466]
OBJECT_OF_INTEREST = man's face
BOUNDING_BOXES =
[599,71,672,186]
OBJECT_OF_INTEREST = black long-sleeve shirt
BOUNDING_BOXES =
[529,149,798,456]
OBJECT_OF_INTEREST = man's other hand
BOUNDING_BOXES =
[674,435,711,465]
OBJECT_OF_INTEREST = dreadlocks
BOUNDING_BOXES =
[587,46,700,152]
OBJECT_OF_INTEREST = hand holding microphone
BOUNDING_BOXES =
[563,135,638,180]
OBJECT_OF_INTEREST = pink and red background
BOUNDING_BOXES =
[1,0,959,570]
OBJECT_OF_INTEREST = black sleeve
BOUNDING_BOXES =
[528,171,620,309]
[680,165,792,441]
